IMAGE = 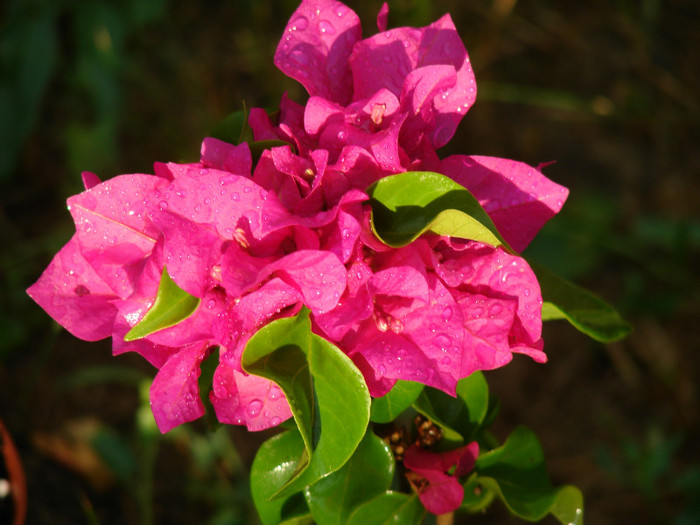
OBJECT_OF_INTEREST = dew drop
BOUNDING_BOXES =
[489,303,503,316]
[247,399,263,417]
[434,334,450,348]
[441,357,451,365]
[290,16,308,31]
[158,200,168,210]
[441,307,453,321]
[290,49,309,65]
[319,20,335,34]
[472,307,484,318]
[270,417,282,426]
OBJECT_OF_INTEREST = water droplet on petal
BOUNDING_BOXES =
[270,417,281,426]
[489,303,503,316]
[472,307,484,318]
[319,20,335,34]
[441,357,451,365]
[158,200,168,210]
[290,49,309,65]
[441,307,453,321]
[247,399,263,417]
[290,16,308,31]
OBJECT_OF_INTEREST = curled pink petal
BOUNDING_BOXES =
[404,442,479,515]
[150,342,209,433]
[441,155,569,252]
[200,138,252,175]
[376,3,389,32]
[81,171,101,190]
[275,0,362,105]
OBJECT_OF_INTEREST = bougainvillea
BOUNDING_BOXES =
[28,0,629,522]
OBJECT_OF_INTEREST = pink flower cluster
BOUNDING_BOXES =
[28,0,567,436]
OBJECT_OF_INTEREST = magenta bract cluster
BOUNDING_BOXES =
[28,0,567,436]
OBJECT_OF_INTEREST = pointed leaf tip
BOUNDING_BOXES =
[534,262,631,342]
[124,267,201,342]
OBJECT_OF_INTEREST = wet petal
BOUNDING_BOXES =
[441,155,569,252]
[150,342,209,433]
[200,138,252,175]
[26,236,118,341]
[68,174,165,298]
[211,356,292,431]
[275,0,361,105]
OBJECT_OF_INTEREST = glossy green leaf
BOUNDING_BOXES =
[242,308,371,499]
[412,371,490,447]
[460,473,496,514]
[367,171,509,249]
[474,426,584,524]
[370,380,424,423]
[124,267,200,341]
[304,431,395,525]
[533,262,631,342]
[250,431,312,525]
[346,492,424,525]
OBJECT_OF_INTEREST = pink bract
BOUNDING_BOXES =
[404,441,479,515]
[27,0,568,435]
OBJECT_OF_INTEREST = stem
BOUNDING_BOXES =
[436,512,454,525]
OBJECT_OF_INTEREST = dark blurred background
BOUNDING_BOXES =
[1,0,698,523]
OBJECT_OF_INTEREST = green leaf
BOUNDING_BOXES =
[210,104,253,145]
[533,262,631,342]
[197,348,221,430]
[412,371,490,447]
[346,492,424,525]
[370,380,424,423]
[367,171,509,249]
[124,267,200,341]
[242,308,371,499]
[251,431,312,525]
[210,105,293,163]
[460,473,496,514]
[474,426,584,524]
[304,431,395,525]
